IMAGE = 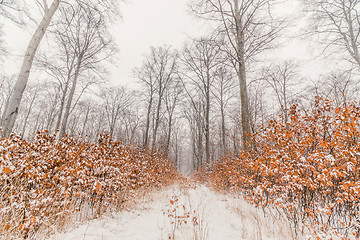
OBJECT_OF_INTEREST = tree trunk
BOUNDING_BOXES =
[143,96,153,148]
[58,57,82,139]
[282,80,288,127]
[234,0,251,149]
[205,83,210,164]
[152,95,163,150]
[21,91,37,137]
[55,74,72,132]
[32,110,42,138]
[220,102,226,155]
[165,115,173,156]
[81,106,90,137]
[1,0,60,138]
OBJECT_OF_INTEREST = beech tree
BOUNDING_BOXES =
[190,0,285,148]
[135,46,178,149]
[181,38,223,164]
[1,0,61,138]
[164,79,183,156]
[0,24,6,58]
[304,0,360,68]
[309,70,359,106]
[262,60,300,126]
[0,0,120,138]
[18,82,42,136]
[0,75,14,119]
[212,66,237,156]
[55,5,115,139]
[100,86,132,137]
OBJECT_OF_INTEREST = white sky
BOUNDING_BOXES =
[1,0,209,85]
[110,0,209,87]
[1,0,331,88]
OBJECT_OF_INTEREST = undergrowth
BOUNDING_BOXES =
[195,97,360,239]
[0,132,181,239]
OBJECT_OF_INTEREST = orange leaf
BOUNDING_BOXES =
[4,224,10,230]
[4,167,11,174]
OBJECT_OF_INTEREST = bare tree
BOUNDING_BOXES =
[100,86,132,137]
[0,24,6,59]
[150,47,178,150]
[55,5,115,139]
[307,70,359,106]
[190,0,285,148]
[0,75,15,122]
[262,60,300,125]
[135,46,178,150]
[183,100,205,169]
[164,79,183,156]
[19,82,42,136]
[35,54,72,132]
[304,0,360,68]
[119,100,142,145]
[212,66,237,156]
[0,0,120,138]
[181,37,222,164]
[1,0,60,137]
[42,83,61,131]
[134,57,156,149]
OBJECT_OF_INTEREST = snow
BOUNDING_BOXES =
[49,184,296,240]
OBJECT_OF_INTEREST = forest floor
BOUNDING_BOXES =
[49,183,300,240]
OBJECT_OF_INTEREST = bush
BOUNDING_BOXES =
[197,97,360,238]
[0,132,180,239]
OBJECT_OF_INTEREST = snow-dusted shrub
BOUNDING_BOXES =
[0,133,180,239]
[197,97,360,239]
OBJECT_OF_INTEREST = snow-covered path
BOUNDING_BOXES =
[50,184,294,240]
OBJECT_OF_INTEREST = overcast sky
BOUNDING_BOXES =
[110,0,210,87]
[1,0,331,88]
[1,0,208,84]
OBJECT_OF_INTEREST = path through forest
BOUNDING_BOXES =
[51,184,296,240]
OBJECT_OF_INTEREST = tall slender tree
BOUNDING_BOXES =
[181,38,222,164]
[190,0,285,148]
[135,46,178,150]
[1,0,60,137]
[304,0,360,69]
[55,4,115,139]
[0,0,120,138]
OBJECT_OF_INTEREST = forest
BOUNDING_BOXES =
[1,0,360,239]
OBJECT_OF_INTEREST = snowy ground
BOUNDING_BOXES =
[49,184,297,240]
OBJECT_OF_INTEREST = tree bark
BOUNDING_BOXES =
[152,95,163,149]
[21,90,38,137]
[204,76,211,164]
[55,68,74,132]
[81,105,90,137]
[234,0,251,149]
[143,95,153,148]
[1,0,60,138]
[58,57,82,139]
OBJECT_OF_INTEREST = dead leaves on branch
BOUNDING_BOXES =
[196,97,360,239]
[0,133,180,239]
